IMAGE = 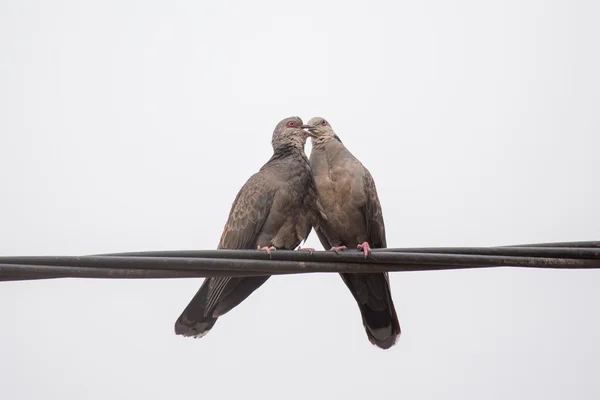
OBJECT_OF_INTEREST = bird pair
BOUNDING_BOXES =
[174,116,400,349]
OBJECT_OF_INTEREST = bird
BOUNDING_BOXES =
[305,117,401,349]
[174,116,325,339]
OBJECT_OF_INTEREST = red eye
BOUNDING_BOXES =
[287,121,296,128]
[321,120,327,126]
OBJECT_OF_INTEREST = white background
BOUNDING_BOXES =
[1,1,599,399]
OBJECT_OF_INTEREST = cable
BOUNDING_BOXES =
[1,241,599,282]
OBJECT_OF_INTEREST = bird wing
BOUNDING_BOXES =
[174,171,278,337]
[218,171,277,249]
[343,161,399,349]
[204,171,278,316]
[361,168,387,248]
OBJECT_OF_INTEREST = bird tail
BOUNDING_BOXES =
[341,272,401,349]
[174,278,218,338]
[174,276,270,338]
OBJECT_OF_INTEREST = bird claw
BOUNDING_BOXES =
[257,245,277,258]
[298,247,315,255]
[329,246,348,254]
[357,242,372,257]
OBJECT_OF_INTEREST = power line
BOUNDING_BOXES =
[1,241,599,282]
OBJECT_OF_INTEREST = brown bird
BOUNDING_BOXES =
[306,117,400,349]
[174,116,324,338]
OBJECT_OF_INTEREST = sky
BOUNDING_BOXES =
[1,0,599,399]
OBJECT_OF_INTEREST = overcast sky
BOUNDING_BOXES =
[1,1,599,399]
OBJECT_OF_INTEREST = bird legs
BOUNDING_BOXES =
[329,243,371,257]
[297,246,315,255]
[357,242,372,257]
[257,245,316,257]
[257,245,277,258]
[329,246,348,254]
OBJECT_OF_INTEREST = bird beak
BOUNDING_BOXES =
[301,124,317,137]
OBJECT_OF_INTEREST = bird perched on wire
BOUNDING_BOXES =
[305,117,400,349]
[174,116,325,338]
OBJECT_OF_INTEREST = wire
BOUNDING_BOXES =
[1,241,599,282]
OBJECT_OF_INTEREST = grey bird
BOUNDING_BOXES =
[306,117,401,349]
[174,116,324,338]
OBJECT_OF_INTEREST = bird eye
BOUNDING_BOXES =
[321,120,328,126]
[286,121,296,128]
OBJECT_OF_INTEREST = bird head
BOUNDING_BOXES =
[304,117,340,145]
[271,116,314,151]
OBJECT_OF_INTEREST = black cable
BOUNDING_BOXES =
[1,240,599,282]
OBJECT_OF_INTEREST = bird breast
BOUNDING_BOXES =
[265,160,317,248]
[315,160,364,212]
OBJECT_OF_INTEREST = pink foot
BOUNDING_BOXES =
[298,247,315,255]
[329,246,348,254]
[357,242,372,257]
[257,245,277,258]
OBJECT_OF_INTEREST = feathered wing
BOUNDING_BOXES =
[340,166,401,349]
[174,172,277,338]
[362,170,387,248]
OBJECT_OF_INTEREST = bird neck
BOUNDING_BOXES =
[311,135,344,151]
[269,143,308,162]
[272,138,307,155]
